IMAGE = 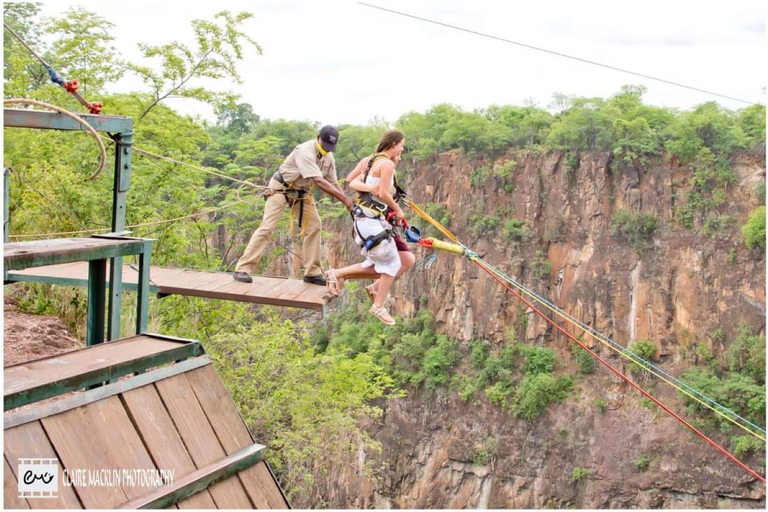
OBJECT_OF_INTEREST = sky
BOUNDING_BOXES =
[35,0,767,127]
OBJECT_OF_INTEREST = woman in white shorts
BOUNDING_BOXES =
[325,130,415,325]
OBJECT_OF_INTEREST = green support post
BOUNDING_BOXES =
[136,239,151,333]
[87,259,107,346]
[108,131,133,341]
[4,167,9,243]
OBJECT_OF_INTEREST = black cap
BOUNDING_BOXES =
[319,125,339,152]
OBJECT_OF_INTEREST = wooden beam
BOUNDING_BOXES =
[118,443,266,509]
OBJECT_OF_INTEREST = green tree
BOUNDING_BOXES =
[44,7,124,95]
[206,314,396,507]
[127,11,262,119]
[547,97,619,151]
[3,2,49,96]
[215,101,260,134]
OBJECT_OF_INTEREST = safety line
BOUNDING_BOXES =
[472,256,765,483]
[7,198,256,239]
[476,261,767,441]
[407,200,766,441]
[130,146,268,190]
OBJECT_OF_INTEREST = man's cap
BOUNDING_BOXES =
[319,125,339,152]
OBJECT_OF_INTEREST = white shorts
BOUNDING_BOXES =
[354,217,401,277]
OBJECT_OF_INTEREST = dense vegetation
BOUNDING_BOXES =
[3,3,766,505]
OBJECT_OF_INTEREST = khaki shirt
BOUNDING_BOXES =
[277,139,337,190]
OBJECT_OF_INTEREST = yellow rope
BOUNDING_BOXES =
[408,200,459,244]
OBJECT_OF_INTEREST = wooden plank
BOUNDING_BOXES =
[118,443,266,510]
[5,357,212,430]
[158,270,229,293]
[202,278,264,296]
[40,396,158,508]
[7,262,330,311]
[268,279,308,301]
[4,422,82,508]
[121,384,216,509]
[155,374,253,508]
[241,276,293,298]
[4,458,30,509]
[187,365,289,508]
[5,335,202,410]
[277,281,322,302]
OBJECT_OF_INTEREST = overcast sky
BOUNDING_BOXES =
[37,0,766,127]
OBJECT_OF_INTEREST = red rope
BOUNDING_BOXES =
[473,259,766,484]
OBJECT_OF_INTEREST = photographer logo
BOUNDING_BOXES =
[18,458,59,499]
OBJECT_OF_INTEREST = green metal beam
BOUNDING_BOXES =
[87,259,107,346]
[119,443,267,509]
[3,109,133,134]
[136,240,151,333]
[4,339,204,411]
[3,271,159,293]
[3,167,9,243]
[108,132,133,340]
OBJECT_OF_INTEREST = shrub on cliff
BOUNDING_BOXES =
[742,206,766,250]
[610,209,658,249]
[512,373,573,420]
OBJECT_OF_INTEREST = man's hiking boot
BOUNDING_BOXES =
[233,271,253,283]
[303,274,327,286]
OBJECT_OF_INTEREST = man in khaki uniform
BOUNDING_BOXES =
[233,126,353,285]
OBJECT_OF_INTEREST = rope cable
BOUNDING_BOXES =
[407,201,766,445]
[358,2,760,106]
[4,99,106,179]
[472,256,765,482]
[476,261,767,440]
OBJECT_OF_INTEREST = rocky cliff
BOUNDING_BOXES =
[303,150,765,508]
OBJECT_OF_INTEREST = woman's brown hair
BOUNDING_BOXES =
[376,130,404,153]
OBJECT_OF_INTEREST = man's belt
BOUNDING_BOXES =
[273,171,289,187]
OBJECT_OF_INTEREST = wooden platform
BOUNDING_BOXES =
[3,237,146,271]
[4,351,289,508]
[4,334,202,411]
[7,262,333,313]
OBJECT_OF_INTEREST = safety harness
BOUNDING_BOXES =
[272,171,309,236]
[352,154,408,250]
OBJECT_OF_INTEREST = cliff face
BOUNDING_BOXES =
[312,150,766,507]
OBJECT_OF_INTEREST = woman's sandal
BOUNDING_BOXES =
[326,269,344,296]
[369,305,395,326]
[364,284,377,304]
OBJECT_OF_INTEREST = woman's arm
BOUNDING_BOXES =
[348,174,375,193]
[346,157,376,193]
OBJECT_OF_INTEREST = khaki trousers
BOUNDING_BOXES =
[235,178,322,277]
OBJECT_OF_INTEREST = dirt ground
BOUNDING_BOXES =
[3,296,81,367]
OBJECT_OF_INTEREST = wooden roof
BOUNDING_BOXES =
[4,341,289,509]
